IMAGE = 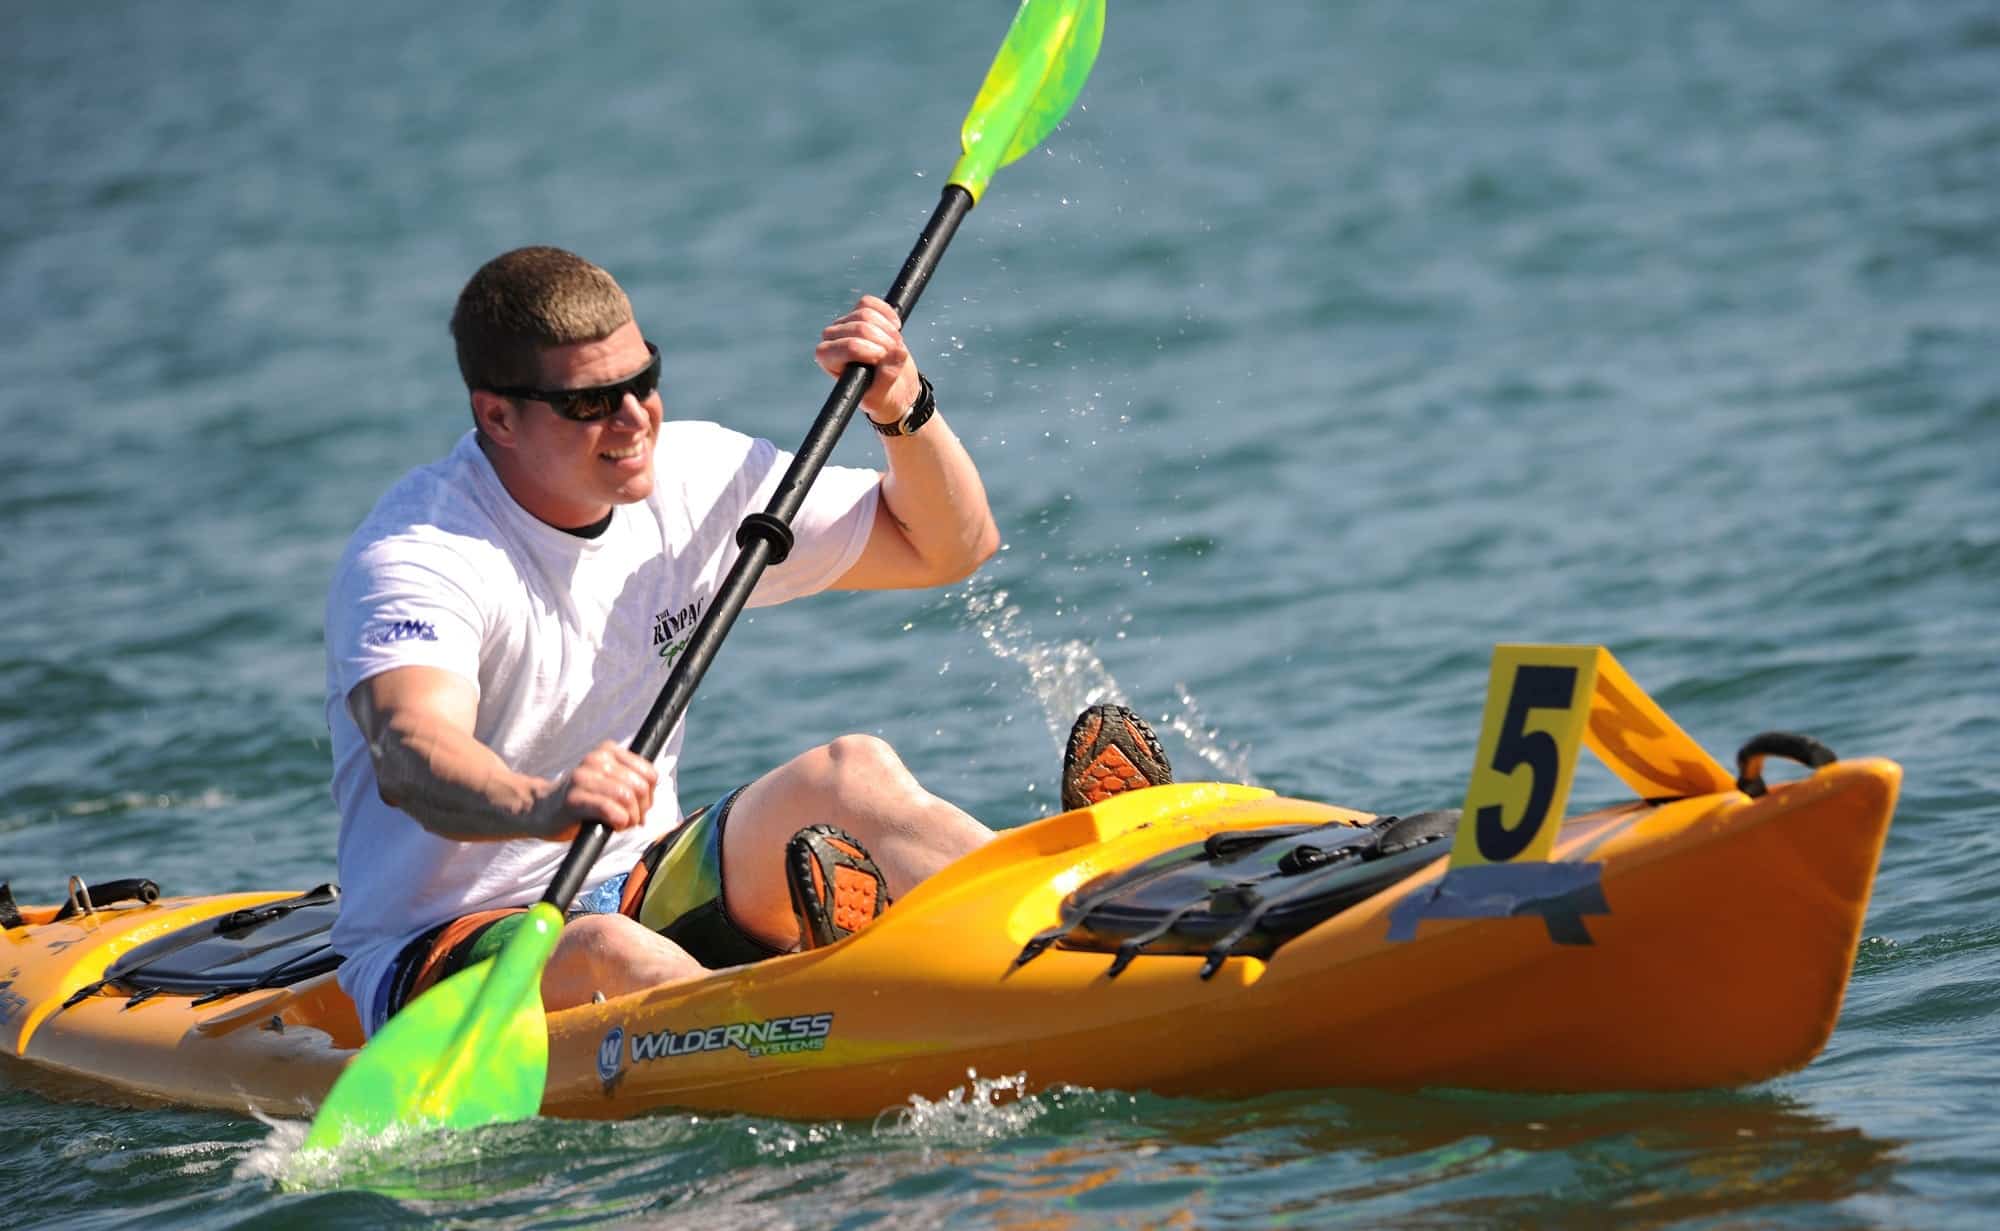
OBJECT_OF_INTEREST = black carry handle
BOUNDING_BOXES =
[50,877,161,923]
[1735,731,1837,798]
[541,185,977,911]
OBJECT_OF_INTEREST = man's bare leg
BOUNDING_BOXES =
[721,735,994,949]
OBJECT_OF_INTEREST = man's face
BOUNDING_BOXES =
[491,318,664,527]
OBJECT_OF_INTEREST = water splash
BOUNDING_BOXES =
[236,1111,308,1185]
[245,1110,543,1198]
[959,579,1256,785]
[1167,680,1254,784]
[69,1136,243,1180]
[962,582,1128,740]
[741,1118,849,1159]
[240,1108,443,1192]
[872,1070,1044,1143]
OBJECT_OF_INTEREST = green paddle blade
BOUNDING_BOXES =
[303,902,562,1152]
[949,0,1105,202]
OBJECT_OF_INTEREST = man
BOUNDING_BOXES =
[324,246,1170,1036]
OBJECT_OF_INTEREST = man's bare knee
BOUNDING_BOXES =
[547,915,703,1008]
[821,733,909,785]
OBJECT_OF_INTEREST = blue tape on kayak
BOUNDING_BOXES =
[1386,862,1609,945]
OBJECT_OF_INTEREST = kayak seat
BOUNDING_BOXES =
[69,885,345,1009]
[1013,811,1458,979]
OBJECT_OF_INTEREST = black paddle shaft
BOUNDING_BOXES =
[542,184,976,911]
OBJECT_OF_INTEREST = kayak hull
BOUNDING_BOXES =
[0,760,1897,1121]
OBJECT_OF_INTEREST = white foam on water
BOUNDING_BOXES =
[63,787,236,817]
[238,1111,316,1186]
[0,787,238,833]
[244,1109,438,1192]
[872,1070,1043,1143]
[741,1118,849,1159]
[242,1110,476,1193]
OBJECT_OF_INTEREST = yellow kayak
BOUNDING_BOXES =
[0,647,1899,1121]
[0,770,1893,1121]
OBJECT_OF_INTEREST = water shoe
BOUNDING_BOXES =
[1061,703,1175,811]
[786,824,890,950]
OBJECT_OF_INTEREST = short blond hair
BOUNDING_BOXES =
[450,247,634,391]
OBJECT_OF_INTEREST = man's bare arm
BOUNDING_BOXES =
[349,666,655,842]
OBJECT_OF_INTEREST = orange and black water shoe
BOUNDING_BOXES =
[786,824,890,950]
[1061,703,1175,811]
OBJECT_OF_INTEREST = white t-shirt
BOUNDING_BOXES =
[324,425,880,1025]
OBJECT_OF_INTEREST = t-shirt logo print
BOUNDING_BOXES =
[652,600,704,665]
[361,619,438,647]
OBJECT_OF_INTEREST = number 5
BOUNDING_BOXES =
[1475,665,1578,861]
[1452,646,1598,869]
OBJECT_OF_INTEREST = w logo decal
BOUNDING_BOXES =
[597,1026,625,1086]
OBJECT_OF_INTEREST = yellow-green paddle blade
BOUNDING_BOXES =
[303,902,562,1151]
[949,0,1105,202]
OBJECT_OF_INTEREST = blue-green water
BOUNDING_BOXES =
[4,0,1996,1225]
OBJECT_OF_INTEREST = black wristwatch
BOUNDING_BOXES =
[868,374,937,438]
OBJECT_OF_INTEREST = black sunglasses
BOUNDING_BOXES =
[487,342,662,422]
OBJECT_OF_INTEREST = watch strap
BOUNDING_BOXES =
[868,375,936,438]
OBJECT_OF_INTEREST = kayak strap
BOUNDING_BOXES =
[61,884,343,1011]
[1013,810,1458,980]
[1735,732,1837,798]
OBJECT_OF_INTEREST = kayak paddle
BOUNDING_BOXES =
[303,0,1106,1152]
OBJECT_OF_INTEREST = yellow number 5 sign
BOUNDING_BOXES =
[1453,646,1599,867]
[1392,644,1730,944]
[1450,644,1732,871]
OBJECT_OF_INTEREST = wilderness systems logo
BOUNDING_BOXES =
[607,1012,834,1066]
[361,619,438,647]
[651,599,705,665]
